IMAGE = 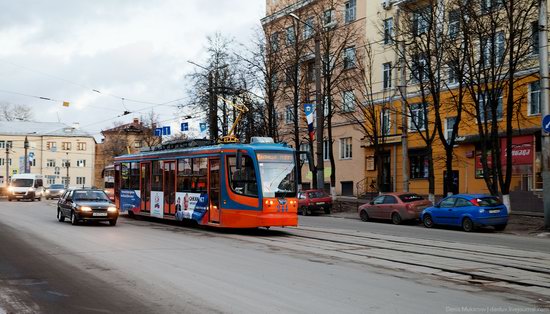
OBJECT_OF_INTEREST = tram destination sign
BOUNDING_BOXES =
[257,153,293,162]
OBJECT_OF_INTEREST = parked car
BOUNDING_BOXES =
[420,194,508,232]
[298,190,333,215]
[358,193,433,225]
[45,184,66,200]
[57,188,118,226]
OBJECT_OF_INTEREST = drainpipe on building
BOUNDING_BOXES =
[539,0,550,228]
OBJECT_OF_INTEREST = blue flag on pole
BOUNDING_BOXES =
[304,103,315,141]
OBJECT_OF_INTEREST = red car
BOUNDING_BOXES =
[298,190,333,215]
[358,192,432,224]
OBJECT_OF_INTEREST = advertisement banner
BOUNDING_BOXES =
[174,192,208,222]
[151,191,164,218]
[120,189,140,213]
[475,135,534,178]
[304,103,315,141]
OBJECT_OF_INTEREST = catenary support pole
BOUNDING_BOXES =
[539,0,550,228]
[314,31,324,191]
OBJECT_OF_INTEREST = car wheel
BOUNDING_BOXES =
[109,219,117,226]
[71,211,78,225]
[31,197,35,202]
[8,197,12,202]
[359,210,369,222]
[301,206,308,216]
[391,212,402,225]
[422,214,434,228]
[462,217,475,232]
[57,208,65,222]
[36,196,41,201]
[494,224,507,231]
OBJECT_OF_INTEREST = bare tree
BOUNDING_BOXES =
[0,103,34,121]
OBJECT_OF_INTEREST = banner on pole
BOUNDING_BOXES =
[304,103,315,141]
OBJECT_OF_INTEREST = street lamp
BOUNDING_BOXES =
[65,152,70,188]
[289,13,324,191]
[24,136,29,174]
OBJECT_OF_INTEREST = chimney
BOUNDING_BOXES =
[133,118,139,124]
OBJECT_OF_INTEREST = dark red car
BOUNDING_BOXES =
[358,192,432,224]
[298,189,333,215]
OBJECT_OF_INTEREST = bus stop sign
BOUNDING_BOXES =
[543,115,550,133]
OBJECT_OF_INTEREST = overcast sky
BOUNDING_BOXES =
[0,0,266,140]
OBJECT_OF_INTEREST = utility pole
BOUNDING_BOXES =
[5,143,10,187]
[397,8,409,193]
[65,152,70,188]
[314,31,324,192]
[539,0,550,228]
[23,136,29,174]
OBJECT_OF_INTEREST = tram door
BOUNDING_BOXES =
[208,158,220,223]
[140,162,151,212]
[164,161,176,215]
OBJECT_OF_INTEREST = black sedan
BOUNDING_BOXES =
[57,189,118,226]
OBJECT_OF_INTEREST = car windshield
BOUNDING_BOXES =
[308,191,327,198]
[11,179,33,187]
[257,152,296,198]
[50,184,65,189]
[73,190,110,201]
[399,194,424,203]
[476,197,502,207]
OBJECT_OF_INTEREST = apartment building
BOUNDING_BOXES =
[0,121,96,187]
[263,0,368,196]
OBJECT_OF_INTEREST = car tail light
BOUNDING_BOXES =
[470,199,480,206]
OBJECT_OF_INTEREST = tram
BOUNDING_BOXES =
[113,137,298,228]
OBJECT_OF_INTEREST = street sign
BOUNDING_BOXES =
[543,115,550,133]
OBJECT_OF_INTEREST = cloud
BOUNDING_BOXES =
[0,0,265,139]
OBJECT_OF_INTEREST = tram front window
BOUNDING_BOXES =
[257,152,296,198]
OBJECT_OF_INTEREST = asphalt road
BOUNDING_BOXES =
[0,200,544,313]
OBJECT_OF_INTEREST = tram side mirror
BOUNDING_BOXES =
[236,151,242,170]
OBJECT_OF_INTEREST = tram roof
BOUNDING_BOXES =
[113,142,293,161]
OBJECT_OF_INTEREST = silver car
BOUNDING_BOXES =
[45,184,66,200]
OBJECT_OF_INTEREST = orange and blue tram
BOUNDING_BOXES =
[113,138,298,228]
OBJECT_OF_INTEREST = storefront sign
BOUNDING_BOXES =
[475,135,534,178]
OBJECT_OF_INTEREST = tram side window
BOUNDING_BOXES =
[228,155,258,197]
[129,162,140,190]
[177,158,193,192]
[194,157,207,193]
[121,162,130,189]
[152,160,163,191]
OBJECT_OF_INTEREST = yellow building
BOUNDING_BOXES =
[0,121,96,188]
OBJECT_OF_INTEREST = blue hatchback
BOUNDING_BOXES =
[420,194,509,232]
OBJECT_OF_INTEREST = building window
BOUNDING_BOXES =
[77,142,86,151]
[445,117,457,143]
[448,10,460,39]
[47,176,56,185]
[299,143,310,161]
[285,66,294,86]
[410,151,429,179]
[412,54,427,83]
[323,9,336,27]
[285,106,293,124]
[62,142,72,150]
[383,62,392,89]
[413,7,430,36]
[345,0,356,24]
[62,177,70,187]
[286,26,295,46]
[62,159,70,169]
[0,158,4,166]
[303,17,314,39]
[532,21,539,55]
[481,0,503,13]
[76,160,86,167]
[7,141,12,149]
[0,141,4,149]
[323,140,330,160]
[383,18,393,45]
[340,137,352,159]
[306,61,315,83]
[342,90,355,112]
[482,31,505,67]
[46,141,57,150]
[410,103,427,131]
[76,177,85,185]
[381,109,392,136]
[270,32,279,52]
[323,96,332,116]
[134,141,142,148]
[529,80,541,115]
[448,60,458,85]
[46,159,56,167]
[478,91,503,122]
[343,47,356,69]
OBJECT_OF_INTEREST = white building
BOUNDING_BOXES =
[0,121,96,187]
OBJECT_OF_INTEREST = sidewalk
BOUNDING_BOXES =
[329,207,550,238]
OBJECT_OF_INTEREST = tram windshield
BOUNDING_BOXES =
[257,152,296,198]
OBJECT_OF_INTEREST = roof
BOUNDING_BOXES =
[101,120,148,134]
[0,121,93,138]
